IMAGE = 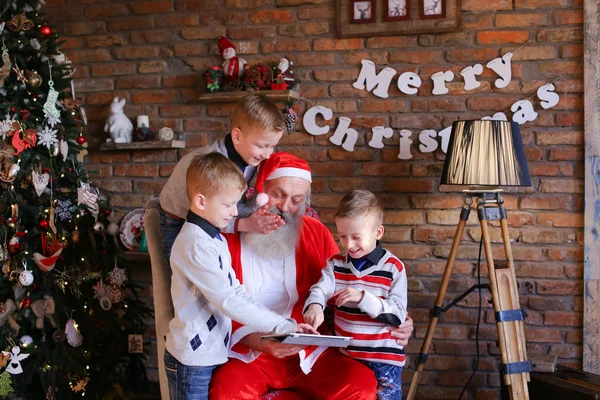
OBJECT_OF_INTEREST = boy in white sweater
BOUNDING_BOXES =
[165,153,305,399]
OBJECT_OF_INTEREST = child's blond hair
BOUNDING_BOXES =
[232,94,286,134]
[186,153,247,201]
[335,190,384,227]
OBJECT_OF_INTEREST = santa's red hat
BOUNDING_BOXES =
[255,152,312,206]
[218,36,235,55]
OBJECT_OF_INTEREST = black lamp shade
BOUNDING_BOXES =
[441,120,531,187]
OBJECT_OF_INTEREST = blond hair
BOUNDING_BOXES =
[335,190,384,227]
[232,94,286,134]
[186,152,247,201]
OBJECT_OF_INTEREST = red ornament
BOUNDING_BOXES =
[40,25,52,36]
[39,219,49,229]
[10,107,15,113]
[77,135,86,144]
[104,209,111,217]
[21,299,31,308]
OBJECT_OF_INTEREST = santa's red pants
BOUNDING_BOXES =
[209,348,377,399]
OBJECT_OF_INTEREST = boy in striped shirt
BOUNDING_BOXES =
[304,190,407,400]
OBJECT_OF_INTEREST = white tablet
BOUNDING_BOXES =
[261,333,352,348]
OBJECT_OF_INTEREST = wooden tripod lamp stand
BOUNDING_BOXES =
[407,120,533,400]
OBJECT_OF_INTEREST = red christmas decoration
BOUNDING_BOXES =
[21,299,31,308]
[40,25,51,36]
[77,134,86,144]
[39,219,49,229]
[10,107,15,113]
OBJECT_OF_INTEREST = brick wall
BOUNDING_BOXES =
[44,0,584,398]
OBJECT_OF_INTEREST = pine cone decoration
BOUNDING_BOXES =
[228,79,244,92]
[283,108,297,131]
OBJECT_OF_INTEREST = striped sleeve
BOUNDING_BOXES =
[357,257,407,326]
[304,257,339,312]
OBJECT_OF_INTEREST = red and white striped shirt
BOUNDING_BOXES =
[305,249,407,366]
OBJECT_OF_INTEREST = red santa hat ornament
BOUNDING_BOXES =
[255,152,312,207]
[217,36,235,56]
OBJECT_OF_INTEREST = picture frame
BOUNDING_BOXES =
[350,0,375,23]
[337,0,461,37]
[385,0,410,22]
[419,0,445,19]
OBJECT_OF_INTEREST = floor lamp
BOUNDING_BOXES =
[407,120,532,400]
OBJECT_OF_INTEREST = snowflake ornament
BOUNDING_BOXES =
[56,200,77,221]
[92,281,108,300]
[37,126,58,149]
[108,266,127,286]
[0,114,15,140]
[45,114,59,128]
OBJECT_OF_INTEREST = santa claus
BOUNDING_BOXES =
[209,152,414,399]
[218,35,248,83]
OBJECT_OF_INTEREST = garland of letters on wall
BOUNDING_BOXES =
[302,50,562,159]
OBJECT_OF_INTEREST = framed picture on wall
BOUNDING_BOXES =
[337,0,460,37]
[384,0,410,22]
[350,0,375,23]
[419,0,445,19]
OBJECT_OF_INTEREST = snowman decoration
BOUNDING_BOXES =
[218,36,248,84]
[2,346,30,374]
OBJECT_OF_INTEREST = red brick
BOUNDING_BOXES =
[94,179,133,193]
[524,326,563,343]
[249,10,294,24]
[516,263,564,278]
[130,31,170,44]
[545,311,582,327]
[109,194,154,208]
[537,27,583,42]
[536,130,583,146]
[495,13,547,27]
[156,13,199,27]
[184,120,228,133]
[561,44,583,59]
[133,180,168,194]
[366,36,417,50]
[476,31,529,45]
[515,0,569,8]
[139,61,166,74]
[86,34,127,48]
[116,76,161,89]
[549,147,583,161]
[107,17,154,31]
[114,164,159,177]
[536,280,582,295]
[556,111,584,126]
[314,69,358,82]
[85,4,129,18]
[113,46,159,59]
[62,22,106,36]
[276,0,327,5]
[521,229,577,244]
[85,92,130,105]
[446,48,499,63]
[384,179,434,193]
[298,6,334,20]
[163,75,199,88]
[462,0,512,11]
[314,38,362,51]
[172,43,209,57]
[344,51,388,66]
[132,90,177,104]
[130,1,173,14]
[181,26,227,40]
[553,10,583,25]
[510,46,557,61]
[68,49,111,63]
[74,79,114,92]
[228,26,277,39]
[547,247,584,262]
[91,62,137,77]
[385,244,431,260]
[463,14,494,30]
[537,212,584,228]
[390,50,444,64]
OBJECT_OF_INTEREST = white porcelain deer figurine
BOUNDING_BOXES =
[104,97,133,143]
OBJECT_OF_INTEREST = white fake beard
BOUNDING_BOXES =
[245,207,302,259]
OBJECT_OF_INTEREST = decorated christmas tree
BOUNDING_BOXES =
[0,1,150,398]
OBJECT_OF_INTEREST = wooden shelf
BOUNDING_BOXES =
[198,89,299,103]
[123,251,150,263]
[99,140,185,151]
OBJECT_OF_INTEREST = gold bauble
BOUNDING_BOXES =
[28,71,42,87]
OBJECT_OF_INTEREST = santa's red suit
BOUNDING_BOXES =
[208,215,377,399]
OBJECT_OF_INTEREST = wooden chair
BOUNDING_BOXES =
[144,199,173,400]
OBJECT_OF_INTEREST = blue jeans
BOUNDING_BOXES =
[159,209,185,273]
[164,350,216,400]
[365,361,403,400]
